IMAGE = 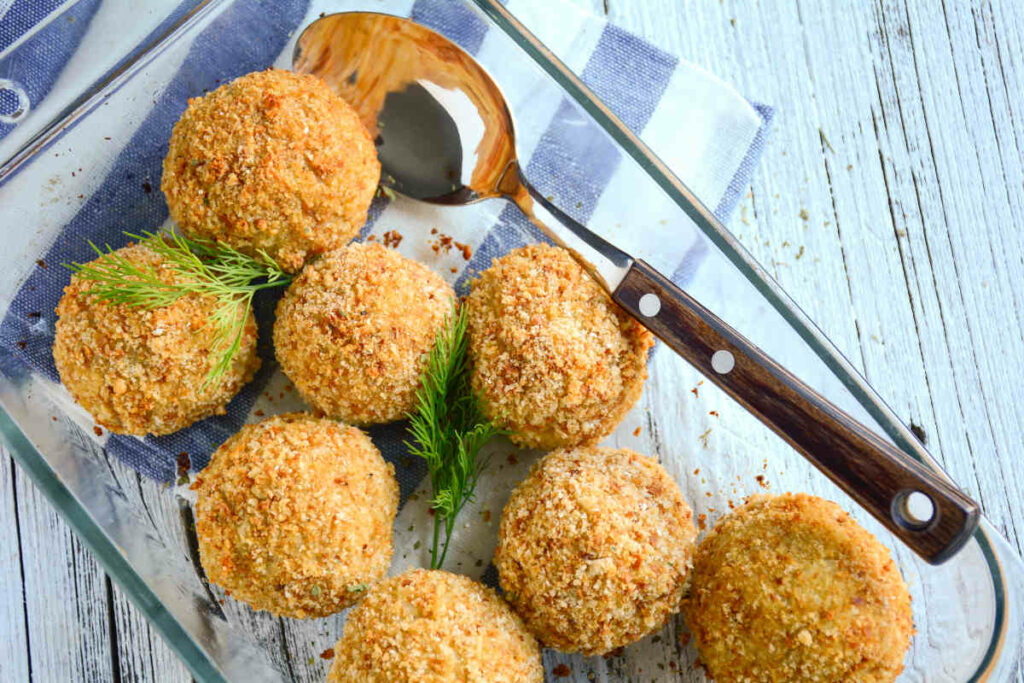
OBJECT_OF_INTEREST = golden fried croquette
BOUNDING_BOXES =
[193,413,398,618]
[683,493,914,683]
[465,243,653,450]
[162,69,380,272]
[53,243,259,436]
[328,569,543,682]
[273,242,454,426]
[495,446,697,655]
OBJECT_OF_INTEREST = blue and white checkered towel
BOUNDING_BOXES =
[0,0,772,491]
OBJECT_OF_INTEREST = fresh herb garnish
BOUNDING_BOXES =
[406,305,502,569]
[66,230,290,389]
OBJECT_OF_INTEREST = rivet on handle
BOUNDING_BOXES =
[711,349,735,374]
[638,292,661,317]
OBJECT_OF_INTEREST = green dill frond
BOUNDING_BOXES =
[66,229,291,389]
[68,241,184,309]
[405,304,503,569]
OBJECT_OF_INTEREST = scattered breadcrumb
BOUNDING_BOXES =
[428,232,473,260]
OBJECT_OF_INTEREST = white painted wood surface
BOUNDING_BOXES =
[1,0,1022,680]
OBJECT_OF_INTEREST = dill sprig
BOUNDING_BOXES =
[405,304,502,570]
[66,230,290,389]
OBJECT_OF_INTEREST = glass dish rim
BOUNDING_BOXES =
[0,0,1013,680]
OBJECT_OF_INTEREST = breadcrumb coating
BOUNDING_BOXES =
[273,242,454,426]
[328,569,543,682]
[193,413,398,618]
[495,447,697,655]
[465,243,653,449]
[683,493,914,683]
[53,243,259,436]
[162,69,380,273]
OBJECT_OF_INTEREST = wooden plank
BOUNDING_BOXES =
[13,462,115,682]
[4,437,193,683]
[108,582,192,683]
[276,612,346,683]
[201,546,299,679]
[106,471,193,683]
[0,458,30,682]
[871,0,1024,550]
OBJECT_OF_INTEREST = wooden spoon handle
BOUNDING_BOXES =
[613,259,979,564]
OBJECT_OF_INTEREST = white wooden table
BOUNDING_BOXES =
[2,0,1022,680]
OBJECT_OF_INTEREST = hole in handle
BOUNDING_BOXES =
[892,490,937,531]
[0,79,30,124]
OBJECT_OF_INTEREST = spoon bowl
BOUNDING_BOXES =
[294,12,516,204]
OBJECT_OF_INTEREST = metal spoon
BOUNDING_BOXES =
[293,11,978,563]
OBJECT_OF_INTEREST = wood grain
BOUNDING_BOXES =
[13,464,114,681]
[0,459,30,682]
[107,469,193,683]
[2,0,1022,680]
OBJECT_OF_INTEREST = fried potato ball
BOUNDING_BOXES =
[495,446,697,655]
[193,413,398,618]
[683,493,914,683]
[53,243,259,436]
[162,69,380,273]
[273,242,454,426]
[328,569,543,683]
[465,243,653,450]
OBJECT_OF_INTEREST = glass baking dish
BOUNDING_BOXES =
[0,0,1021,681]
